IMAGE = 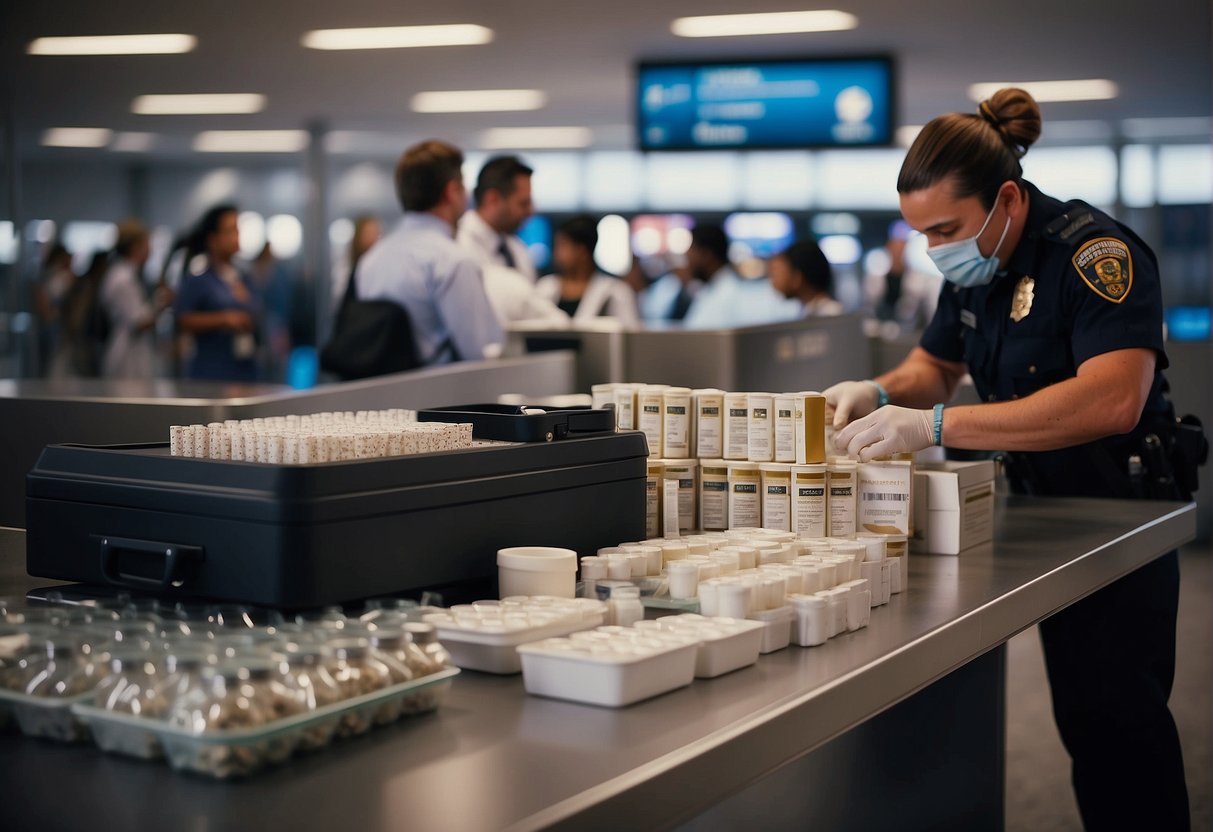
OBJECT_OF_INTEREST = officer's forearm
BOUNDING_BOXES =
[940,349,1155,451]
[877,347,966,409]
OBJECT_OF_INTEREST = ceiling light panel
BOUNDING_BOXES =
[671,10,858,38]
[411,89,547,113]
[968,79,1118,103]
[480,127,593,149]
[193,130,309,153]
[302,24,493,50]
[133,94,266,115]
[28,34,197,55]
[42,128,113,148]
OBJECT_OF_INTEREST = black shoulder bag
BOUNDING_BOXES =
[319,270,421,380]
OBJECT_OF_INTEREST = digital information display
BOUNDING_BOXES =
[637,57,894,151]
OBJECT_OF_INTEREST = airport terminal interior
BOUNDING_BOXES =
[1,2,1210,830]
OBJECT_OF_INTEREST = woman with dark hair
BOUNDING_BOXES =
[768,239,842,317]
[827,88,1194,830]
[536,214,639,327]
[173,205,260,381]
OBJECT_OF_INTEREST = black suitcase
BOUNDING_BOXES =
[25,432,646,608]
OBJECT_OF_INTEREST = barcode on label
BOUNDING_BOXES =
[863,493,909,501]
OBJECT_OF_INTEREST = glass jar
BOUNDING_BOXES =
[274,645,343,752]
[0,623,52,693]
[95,650,169,718]
[366,632,415,725]
[160,645,216,714]
[403,623,451,672]
[167,661,276,778]
[295,606,351,631]
[327,639,391,738]
[24,635,108,698]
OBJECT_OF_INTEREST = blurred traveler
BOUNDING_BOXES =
[330,214,382,303]
[863,220,941,328]
[769,239,844,317]
[457,155,537,280]
[251,242,294,377]
[99,219,169,378]
[537,214,639,327]
[640,263,703,323]
[480,262,569,328]
[32,242,75,375]
[681,224,798,329]
[174,205,260,382]
[55,250,110,377]
[355,140,503,365]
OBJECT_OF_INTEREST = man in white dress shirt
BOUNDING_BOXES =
[355,140,503,366]
[681,224,800,329]
[457,156,537,281]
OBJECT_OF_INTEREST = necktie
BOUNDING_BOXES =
[497,238,516,269]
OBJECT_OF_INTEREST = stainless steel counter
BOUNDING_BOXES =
[0,496,1196,831]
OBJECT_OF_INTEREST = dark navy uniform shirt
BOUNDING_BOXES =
[920,180,1172,498]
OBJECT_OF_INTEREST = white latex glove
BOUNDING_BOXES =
[834,405,935,462]
[823,380,881,430]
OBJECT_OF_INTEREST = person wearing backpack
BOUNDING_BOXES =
[351,140,503,369]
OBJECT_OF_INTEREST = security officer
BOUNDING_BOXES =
[826,88,1197,831]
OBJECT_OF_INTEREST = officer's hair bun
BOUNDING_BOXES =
[977,88,1042,159]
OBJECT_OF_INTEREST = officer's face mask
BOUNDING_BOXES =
[927,198,1011,288]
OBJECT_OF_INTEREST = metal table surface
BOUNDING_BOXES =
[0,496,1197,832]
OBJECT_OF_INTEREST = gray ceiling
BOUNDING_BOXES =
[4,0,1212,159]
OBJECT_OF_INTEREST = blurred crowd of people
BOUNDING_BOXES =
[29,136,941,383]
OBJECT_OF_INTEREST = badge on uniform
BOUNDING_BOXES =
[1072,237,1133,304]
[1010,277,1035,322]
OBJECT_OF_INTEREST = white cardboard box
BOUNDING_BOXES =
[912,460,995,555]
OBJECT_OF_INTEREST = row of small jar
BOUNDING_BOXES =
[168,420,472,463]
[0,614,450,701]
[591,383,830,465]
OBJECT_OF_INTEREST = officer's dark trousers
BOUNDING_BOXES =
[1038,549,1189,830]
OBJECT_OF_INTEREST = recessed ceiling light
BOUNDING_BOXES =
[111,132,156,152]
[133,94,266,115]
[193,130,309,153]
[28,34,197,56]
[42,128,113,148]
[671,10,858,38]
[411,89,547,113]
[302,24,493,50]
[480,127,593,150]
[968,79,1118,103]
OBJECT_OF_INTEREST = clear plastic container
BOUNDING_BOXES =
[13,634,110,741]
[165,659,300,778]
[89,650,170,758]
[328,639,392,737]
[274,645,343,751]
[404,622,452,671]
[365,632,415,725]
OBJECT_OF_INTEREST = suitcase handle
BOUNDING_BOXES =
[100,537,204,590]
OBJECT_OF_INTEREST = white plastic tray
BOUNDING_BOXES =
[425,598,606,674]
[517,631,698,707]
[650,615,764,678]
[748,605,794,653]
[71,668,459,777]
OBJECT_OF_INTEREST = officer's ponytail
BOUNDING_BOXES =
[897,87,1043,210]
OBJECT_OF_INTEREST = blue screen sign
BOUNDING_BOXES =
[637,57,894,150]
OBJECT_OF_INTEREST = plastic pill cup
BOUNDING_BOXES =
[667,561,701,601]
[853,534,888,563]
[496,547,578,599]
[697,579,721,616]
[716,581,751,620]
[660,540,690,565]
[580,557,609,582]
[631,546,663,577]
[607,554,633,581]
[791,594,829,647]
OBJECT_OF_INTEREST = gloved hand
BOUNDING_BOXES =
[824,380,881,429]
[835,405,935,462]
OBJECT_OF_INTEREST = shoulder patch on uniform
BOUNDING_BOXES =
[1071,236,1133,304]
[1045,210,1095,241]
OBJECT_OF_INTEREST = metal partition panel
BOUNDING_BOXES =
[0,352,575,528]
[625,315,871,391]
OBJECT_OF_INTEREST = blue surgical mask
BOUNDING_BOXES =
[926,200,1011,288]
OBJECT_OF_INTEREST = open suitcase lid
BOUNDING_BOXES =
[417,404,615,443]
